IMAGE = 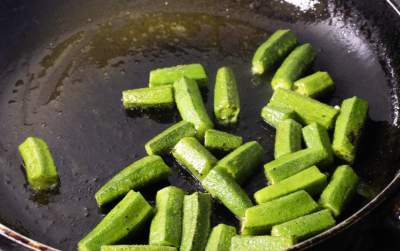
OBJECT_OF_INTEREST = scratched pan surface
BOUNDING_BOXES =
[0,0,400,250]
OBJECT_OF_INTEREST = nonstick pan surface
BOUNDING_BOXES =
[0,0,400,250]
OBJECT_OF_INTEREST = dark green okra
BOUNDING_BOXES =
[302,123,334,166]
[149,186,185,247]
[260,105,298,128]
[204,129,243,152]
[149,64,208,88]
[101,246,177,251]
[293,71,334,98]
[122,86,174,109]
[251,29,298,75]
[332,97,368,163]
[214,66,240,125]
[271,43,316,90]
[18,136,59,191]
[95,155,171,206]
[274,119,302,159]
[78,191,153,251]
[205,224,236,251]
[230,235,294,251]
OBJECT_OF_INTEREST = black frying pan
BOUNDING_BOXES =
[1,0,400,250]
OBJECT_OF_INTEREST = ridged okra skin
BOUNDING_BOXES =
[302,122,334,167]
[122,86,174,109]
[260,104,298,128]
[101,246,177,251]
[274,119,303,159]
[204,129,243,152]
[149,64,208,88]
[230,235,294,251]
[293,71,335,98]
[205,224,236,251]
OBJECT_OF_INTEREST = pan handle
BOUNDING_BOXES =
[386,0,400,15]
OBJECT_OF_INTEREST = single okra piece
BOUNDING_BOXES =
[149,64,208,88]
[149,186,185,247]
[18,137,59,191]
[264,148,328,184]
[205,224,236,251]
[255,166,327,204]
[274,119,302,159]
[269,88,339,130]
[122,86,174,110]
[241,191,319,235]
[293,71,334,98]
[271,43,316,90]
[95,155,171,206]
[214,66,240,125]
[302,123,334,166]
[145,121,196,155]
[101,246,177,251]
[271,209,336,242]
[78,191,153,251]
[332,97,368,163]
[260,104,298,128]
[180,192,212,251]
[174,77,214,138]
[202,168,253,218]
[215,141,264,184]
[319,165,359,217]
[251,29,298,75]
[204,129,243,152]
[230,235,294,251]
[172,137,217,180]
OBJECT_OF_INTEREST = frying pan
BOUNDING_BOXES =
[0,0,400,250]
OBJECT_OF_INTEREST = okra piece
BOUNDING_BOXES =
[122,86,174,109]
[241,191,319,235]
[260,104,298,128]
[214,66,240,125]
[271,209,336,242]
[293,71,334,98]
[101,246,176,251]
[205,224,236,251]
[174,77,214,138]
[264,147,328,184]
[302,123,334,166]
[95,155,171,206]
[145,121,196,155]
[202,168,253,218]
[149,186,185,247]
[271,43,316,90]
[78,191,153,251]
[255,166,327,204]
[149,64,208,88]
[172,137,217,180]
[180,192,212,251]
[269,88,339,130]
[230,235,294,251]
[204,129,243,152]
[274,119,302,159]
[215,141,264,184]
[251,29,298,75]
[332,97,368,163]
[319,165,359,217]
[18,137,59,191]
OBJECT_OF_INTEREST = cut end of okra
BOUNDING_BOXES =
[122,86,175,110]
[204,129,243,152]
[293,71,335,98]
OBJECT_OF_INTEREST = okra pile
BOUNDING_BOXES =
[18,29,369,251]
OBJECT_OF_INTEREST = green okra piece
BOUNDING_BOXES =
[149,186,185,247]
[215,141,264,184]
[149,64,208,88]
[255,166,327,204]
[241,191,319,235]
[180,192,212,251]
[302,123,334,166]
[172,137,217,180]
[122,86,174,110]
[251,29,298,75]
[78,191,153,251]
[274,119,302,159]
[293,71,334,98]
[204,129,243,152]
[271,43,316,90]
[269,88,339,130]
[95,155,171,206]
[202,168,253,218]
[18,137,59,191]
[260,104,298,128]
[319,165,359,217]
[174,77,214,138]
[271,209,336,242]
[214,66,240,125]
[205,224,236,251]
[332,97,368,163]
[145,121,197,155]
[230,235,294,251]
[101,246,176,251]
[264,147,328,184]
